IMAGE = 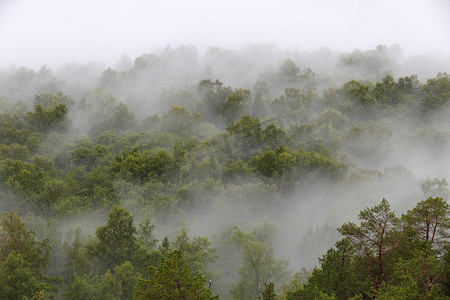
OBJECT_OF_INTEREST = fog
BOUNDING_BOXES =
[1,0,450,69]
[1,1,450,299]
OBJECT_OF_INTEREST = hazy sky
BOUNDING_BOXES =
[1,0,449,68]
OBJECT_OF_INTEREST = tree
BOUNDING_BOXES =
[174,227,218,276]
[401,197,450,253]
[0,251,42,300]
[64,225,93,278]
[222,160,250,183]
[0,211,56,299]
[292,198,450,299]
[252,81,270,116]
[93,205,137,269]
[138,218,158,249]
[279,59,300,83]
[298,238,368,299]
[293,148,345,181]
[161,106,202,135]
[373,75,401,105]
[259,282,277,300]
[0,143,30,160]
[231,239,289,300]
[377,247,447,299]
[286,285,336,300]
[220,88,251,123]
[197,79,233,123]
[0,159,48,201]
[227,115,263,159]
[100,68,119,87]
[338,199,399,292]
[0,211,50,276]
[34,91,74,108]
[134,250,216,300]
[262,123,288,150]
[26,103,69,132]
[111,148,176,183]
[342,80,376,107]
[249,146,296,187]
[421,178,450,200]
[98,261,137,300]
[420,75,450,114]
[63,275,98,300]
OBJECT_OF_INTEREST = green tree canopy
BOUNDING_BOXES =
[93,205,137,269]
[134,250,216,300]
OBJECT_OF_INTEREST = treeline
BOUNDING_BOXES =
[287,197,450,299]
[0,53,449,299]
[2,195,449,299]
[0,206,289,299]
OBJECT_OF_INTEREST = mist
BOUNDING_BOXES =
[1,1,450,299]
[1,0,450,69]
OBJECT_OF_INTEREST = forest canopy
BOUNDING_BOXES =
[0,45,450,299]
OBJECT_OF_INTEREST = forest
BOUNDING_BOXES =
[0,45,450,299]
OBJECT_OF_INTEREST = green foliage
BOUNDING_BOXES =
[221,88,251,123]
[134,250,216,300]
[138,218,158,249]
[377,248,447,299]
[133,242,163,275]
[222,159,251,183]
[279,59,300,83]
[71,141,108,170]
[338,199,398,292]
[81,166,117,206]
[111,148,176,183]
[0,211,50,275]
[197,79,253,123]
[295,198,450,299]
[259,282,277,300]
[98,261,137,300]
[270,88,318,126]
[2,62,450,299]
[343,80,376,107]
[293,148,345,181]
[420,75,450,114]
[174,227,218,276]
[197,79,232,122]
[230,227,290,300]
[26,104,69,132]
[0,142,30,160]
[147,194,182,224]
[34,91,74,108]
[93,205,137,269]
[373,75,401,105]
[262,123,289,149]
[161,106,202,135]
[249,146,296,187]
[287,285,336,300]
[64,225,93,277]
[227,115,263,158]
[0,251,42,300]
[0,211,55,299]
[401,197,450,252]
[0,159,49,201]
[85,98,136,138]
[0,120,40,149]
[300,238,368,299]
[64,275,98,300]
